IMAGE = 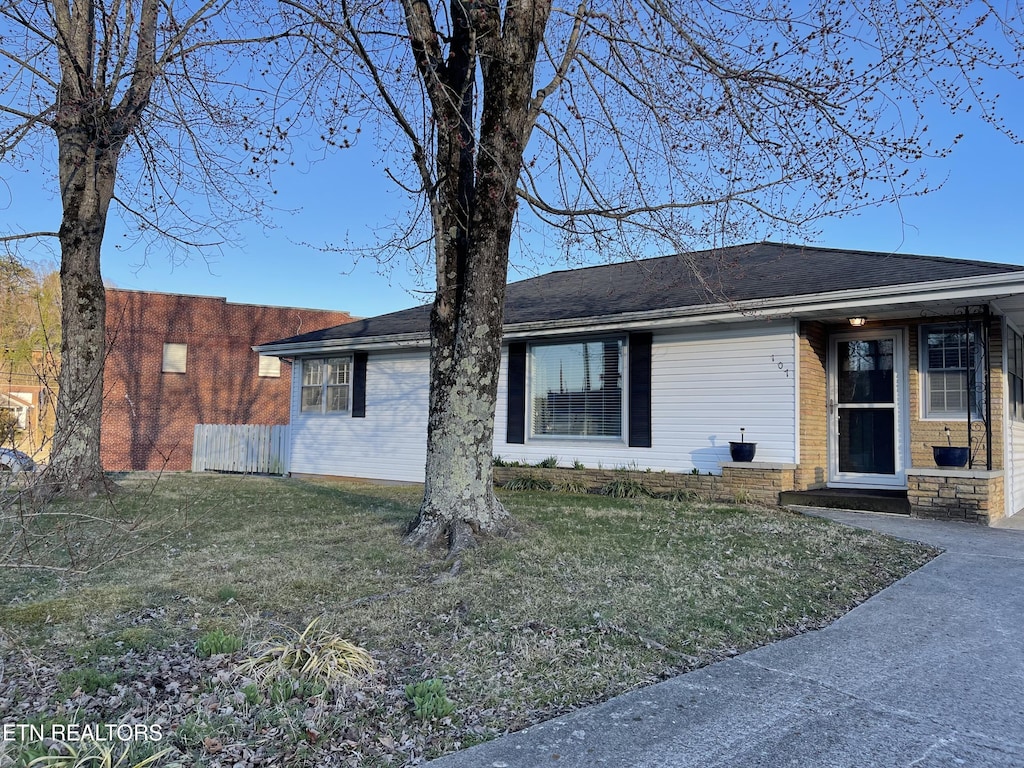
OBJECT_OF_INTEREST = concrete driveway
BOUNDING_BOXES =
[428,510,1024,768]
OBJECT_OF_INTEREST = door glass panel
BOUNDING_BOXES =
[838,408,896,474]
[837,340,894,404]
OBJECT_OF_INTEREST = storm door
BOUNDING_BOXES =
[829,331,906,487]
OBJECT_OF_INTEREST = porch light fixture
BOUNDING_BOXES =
[848,317,866,327]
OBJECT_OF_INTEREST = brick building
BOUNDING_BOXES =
[102,289,354,471]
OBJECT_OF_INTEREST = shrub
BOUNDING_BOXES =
[20,741,171,768]
[535,456,559,468]
[0,410,18,442]
[492,455,523,467]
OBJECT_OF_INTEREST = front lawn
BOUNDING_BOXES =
[0,474,935,767]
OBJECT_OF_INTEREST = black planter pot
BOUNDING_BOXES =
[933,446,969,468]
[729,441,757,462]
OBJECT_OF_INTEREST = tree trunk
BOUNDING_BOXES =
[46,126,119,493]
[406,248,513,553]
[405,0,552,554]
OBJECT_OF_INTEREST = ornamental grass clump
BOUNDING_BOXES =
[599,477,654,498]
[554,477,591,495]
[405,678,456,721]
[194,628,244,658]
[236,618,374,696]
[503,475,553,491]
[25,740,172,768]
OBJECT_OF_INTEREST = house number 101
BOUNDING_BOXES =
[770,354,792,378]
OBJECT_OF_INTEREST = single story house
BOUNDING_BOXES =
[256,242,1024,525]
[1,391,34,432]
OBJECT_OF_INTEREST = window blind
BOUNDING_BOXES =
[530,339,622,438]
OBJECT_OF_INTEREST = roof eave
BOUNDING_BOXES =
[254,332,430,356]
[256,271,1024,354]
[504,271,1024,338]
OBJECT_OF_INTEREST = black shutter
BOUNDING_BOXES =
[352,352,367,418]
[507,343,527,444]
[628,332,652,447]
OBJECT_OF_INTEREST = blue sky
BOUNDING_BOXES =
[3,95,1023,321]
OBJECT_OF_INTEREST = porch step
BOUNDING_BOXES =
[780,488,911,516]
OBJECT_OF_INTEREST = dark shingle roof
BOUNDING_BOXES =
[269,242,1023,347]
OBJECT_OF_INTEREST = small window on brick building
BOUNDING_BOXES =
[162,343,188,374]
[258,354,281,378]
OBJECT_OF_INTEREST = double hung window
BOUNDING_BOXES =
[530,339,623,438]
[301,357,351,413]
[921,324,984,419]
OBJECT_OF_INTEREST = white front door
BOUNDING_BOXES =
[829,330,907,488]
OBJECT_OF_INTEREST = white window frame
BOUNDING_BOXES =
[258,354,281,378]
[162,342,188,374]
[2,405,26,430]
[920,323,985,420]
[528,336,625,440]
[1008,324,1024,423]
[300,357,351,414]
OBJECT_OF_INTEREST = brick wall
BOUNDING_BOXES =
[906,315,1003,471]
[796,321,828,490]
[101,290,354,471]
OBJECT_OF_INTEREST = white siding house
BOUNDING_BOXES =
[493,322,799,473]
[257,242,1024,524]
[289,349,430,482]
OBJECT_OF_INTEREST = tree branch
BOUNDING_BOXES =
[525,1,588,139]
[0,231,61,242]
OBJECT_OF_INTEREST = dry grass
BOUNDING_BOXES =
[0,474,937,766]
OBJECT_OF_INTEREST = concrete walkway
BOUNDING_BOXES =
[428,511,1024,768]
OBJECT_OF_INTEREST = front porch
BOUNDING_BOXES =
[794,314,1016,526]
[779,487,911,516]
[778,467,1003,524]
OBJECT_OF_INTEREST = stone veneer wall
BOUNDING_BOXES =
[720,463,797,504]
[493,463,796,506]
[495,463,1004,524]
[907,469,1005,525]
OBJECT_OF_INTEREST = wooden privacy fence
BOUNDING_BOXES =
[192,424,290,475]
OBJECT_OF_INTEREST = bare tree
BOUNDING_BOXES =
[0,0,342,491]
[284,0,1022,554]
